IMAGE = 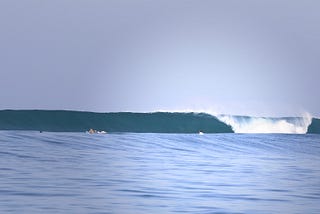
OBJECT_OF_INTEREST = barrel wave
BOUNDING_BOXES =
[0,110,232,133]
[0,110,319,134]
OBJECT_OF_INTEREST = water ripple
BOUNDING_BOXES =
[0,131,320,213]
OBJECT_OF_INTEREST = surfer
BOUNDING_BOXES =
[88,129,107,134]
[88,129,96,134]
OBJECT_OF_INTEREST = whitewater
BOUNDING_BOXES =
[1,131,320,213]
[216,113,313,134]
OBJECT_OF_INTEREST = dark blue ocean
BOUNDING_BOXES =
[1,131,320,213]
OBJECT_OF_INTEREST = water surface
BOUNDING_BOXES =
[1,131,320,213]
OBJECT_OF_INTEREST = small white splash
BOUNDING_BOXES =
[217,112,312,134]
[156,108,218,116]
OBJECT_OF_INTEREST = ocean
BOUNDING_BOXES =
[1,131,320,213]
[0,110,319,134]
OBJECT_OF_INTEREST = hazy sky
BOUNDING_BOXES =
[0,0,319,117]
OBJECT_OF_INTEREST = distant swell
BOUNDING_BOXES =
[0,110,319,134]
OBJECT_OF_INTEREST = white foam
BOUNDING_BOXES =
[217,112,312,134]
[155,108,313,134]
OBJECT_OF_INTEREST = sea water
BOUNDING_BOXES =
[1,131,320,213]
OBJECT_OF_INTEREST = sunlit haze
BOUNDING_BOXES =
[0,1,319,117]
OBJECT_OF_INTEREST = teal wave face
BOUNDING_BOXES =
[0,110,233,133]
[1,110,319,134]
[307,118,320,134]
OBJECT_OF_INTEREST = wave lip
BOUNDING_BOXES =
[217,113,312,134]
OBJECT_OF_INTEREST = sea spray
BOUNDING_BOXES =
[217,113,312,134]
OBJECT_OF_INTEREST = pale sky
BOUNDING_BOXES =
[0,0,319,117]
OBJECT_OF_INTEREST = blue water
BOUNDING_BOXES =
[1,131,320,213]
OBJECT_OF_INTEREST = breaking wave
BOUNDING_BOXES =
[0,110,318,134]
[217,113,312,134]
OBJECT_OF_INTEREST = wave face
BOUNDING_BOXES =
[0,110,318,134]
[308,118,320,134]
[0,110,233,133]
[217,114,313,134]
